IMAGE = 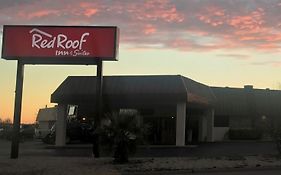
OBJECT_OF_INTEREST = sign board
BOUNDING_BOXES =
[2,25,115,158]
[1,25,119,64]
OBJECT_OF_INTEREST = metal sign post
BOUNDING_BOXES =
[10,61,25,159]
[1,25,119,159]
[93,59,103,158]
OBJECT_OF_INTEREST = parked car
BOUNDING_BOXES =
[43,119,94,144]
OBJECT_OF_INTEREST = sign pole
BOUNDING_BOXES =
[2,25,118,158]
[11,61,25,159]
[93,59,103,158]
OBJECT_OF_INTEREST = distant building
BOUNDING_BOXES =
[50,75,281,146]
[35,106,57,139]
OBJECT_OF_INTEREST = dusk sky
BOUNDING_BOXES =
[1,0,281,123]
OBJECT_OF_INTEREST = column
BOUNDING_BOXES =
[206,109,215,142]
[198,115,208,142]
[55,104,67,146]
[176,102,186,146]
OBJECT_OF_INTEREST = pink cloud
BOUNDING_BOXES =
[257,43,280,51]
[228,8,265,34]
[143,24,157,35]
[1,0,281,53]
[197,6,226,27]
[26,10,59,19]
[127,0,184,23]
[84,8,98,17]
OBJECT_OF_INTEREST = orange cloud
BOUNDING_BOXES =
[228,8,265,34]
[258,43,280,51]
[1,0,281,53]
[79,2,99,17]
[84,8,98,17]
[143,24,157,35]
[17,9,59,19]
[80,2,92,8]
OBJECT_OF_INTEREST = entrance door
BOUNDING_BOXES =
[144,116,176,145]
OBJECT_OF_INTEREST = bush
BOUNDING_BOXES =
[228,129,262,140]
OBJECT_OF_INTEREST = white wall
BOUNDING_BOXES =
[176,102,186,146]
[199,115,207,142]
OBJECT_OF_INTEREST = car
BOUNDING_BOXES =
[42,119,94,144]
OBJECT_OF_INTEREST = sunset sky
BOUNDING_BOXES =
[1,0,281,123]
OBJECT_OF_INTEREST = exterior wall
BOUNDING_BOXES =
[214,127,229,141]
[229,116,252,129]
[206,109,215,142]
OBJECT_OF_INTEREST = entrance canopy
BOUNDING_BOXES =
[51,75,216,108]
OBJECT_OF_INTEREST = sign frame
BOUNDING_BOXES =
[1,25,119,159]
[2,25,119,65]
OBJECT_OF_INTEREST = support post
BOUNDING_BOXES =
[176,102,186,146]
[55,104,67,146]
[10,61,25,159]
[93,59,103,158]
[198,115,207,142]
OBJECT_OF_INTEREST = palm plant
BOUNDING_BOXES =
[101,110,148,163]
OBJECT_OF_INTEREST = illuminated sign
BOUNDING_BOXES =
[1,25,119,63]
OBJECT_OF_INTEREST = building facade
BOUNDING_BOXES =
[50,75,281,146]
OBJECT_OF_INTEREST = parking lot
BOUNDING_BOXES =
[1,139,281,175]
[0,139,279,158]
[0,139,55,158]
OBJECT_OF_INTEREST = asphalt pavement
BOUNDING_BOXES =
[0,139,279,158]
